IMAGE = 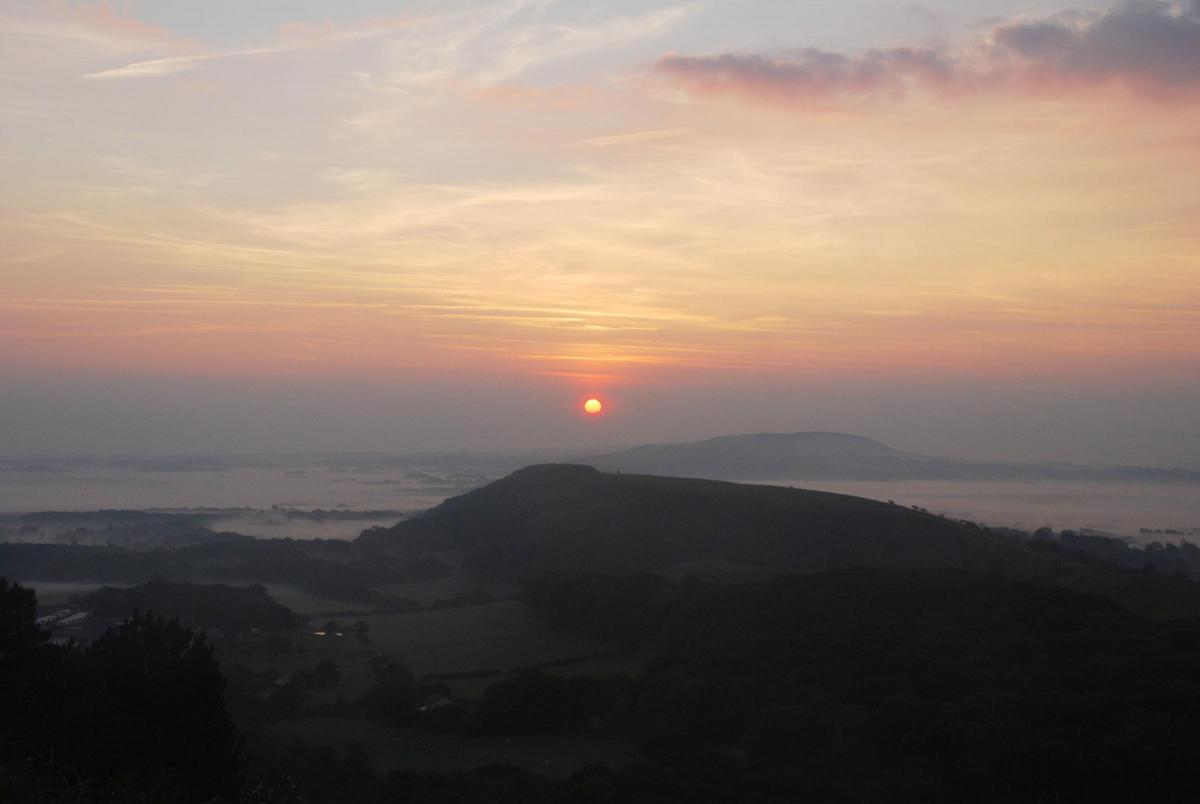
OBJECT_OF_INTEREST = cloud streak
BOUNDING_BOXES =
[83,26,397,80]
[4,0,1198,393]
[584,127,696,146]
[655,1,1200,103]
[83,1,695,85]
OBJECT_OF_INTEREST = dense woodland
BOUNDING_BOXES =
[84,581,304,633]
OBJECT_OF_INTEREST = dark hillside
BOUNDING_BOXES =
[359,464,1056,583]
[521,569,1200,802]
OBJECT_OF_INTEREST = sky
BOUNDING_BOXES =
[1,0,1198,463]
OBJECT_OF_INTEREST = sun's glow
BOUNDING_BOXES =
[583,398,603,415]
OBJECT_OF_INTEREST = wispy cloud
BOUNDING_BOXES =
[585,127,695,146]
[334,0,699,100]
[81,1,695,85]
[83,27,394,80]
[4,0,1198,387]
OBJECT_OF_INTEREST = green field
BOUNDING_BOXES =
[233,647,380,706]
[444,650,652,699]
[273,717,638,778]
[253,584,372,617]
[372,576,474,606]
[21,580,110,608]
[253,580,480,617]
[358,601,613,681]
[232,600,632,705]
[1063,571,1200,621]
[21,580,640,705]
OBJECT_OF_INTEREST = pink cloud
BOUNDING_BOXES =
[655,1,1200,105]
[4,0,199,54]
[657,47,963,103]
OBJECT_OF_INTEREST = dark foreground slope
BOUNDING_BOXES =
[359,464,1055,582]
[518,569,1200,804]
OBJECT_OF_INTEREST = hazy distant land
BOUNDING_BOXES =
[2,433,1196,540]
[586,431,1200,485]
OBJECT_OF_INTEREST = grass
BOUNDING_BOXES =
[254,584,372,617]
[445,650,652,699]
[251,579,480,616]
[372,576,473,606]
[358,601,613,682]
[229,598,637,704]
[663,558,805,583]
[273,716,638,778]
[231,600,635,704]
[233,649,380,705]
[1064,571,1200,621]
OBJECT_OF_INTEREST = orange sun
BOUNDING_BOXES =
[583,398,603,415]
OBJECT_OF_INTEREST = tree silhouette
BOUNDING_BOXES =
[316,659,340,689]
[0,580,245,802]
[81,613,245,800]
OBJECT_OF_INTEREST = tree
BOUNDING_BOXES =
[0,577,45,663]
[82,613,246,801]
[263,632,293,657]
[316,659,340,689]
[364,662,415,723]
[0,580,245,802]
[0,579,69,772]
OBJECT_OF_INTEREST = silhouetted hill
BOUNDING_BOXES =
[589,431,933,480]
[585,431,1200,483]
[358,464,1057,583]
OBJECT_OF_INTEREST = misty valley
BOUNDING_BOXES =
[5,444,1200,803]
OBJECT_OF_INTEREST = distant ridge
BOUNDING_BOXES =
[585,431,1200,484]
[359,464,1058,583]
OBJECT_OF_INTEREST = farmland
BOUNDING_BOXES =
[252,584,370,617]
[273,717,637,778]
[232,598,640,704]
[358,601,614,680]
